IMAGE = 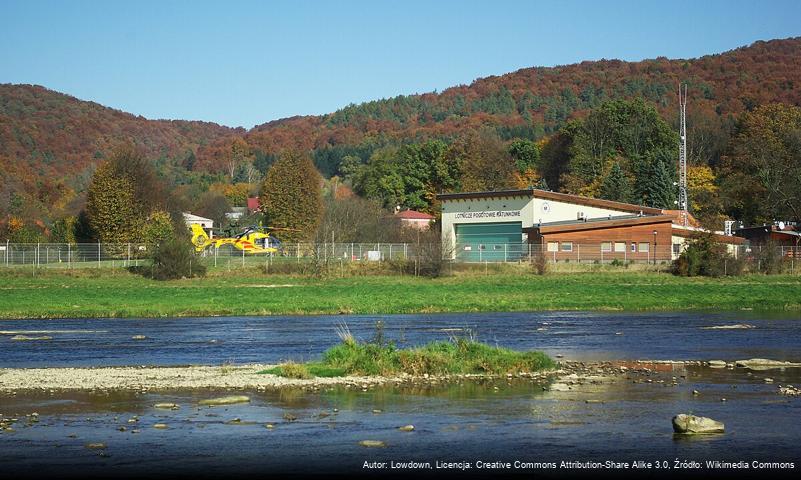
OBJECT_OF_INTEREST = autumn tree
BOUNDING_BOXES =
[85,161,139,243]
[85,144,169,243]
[259,151,323,242]
[316,196,401,244]
[720,103,801,224]
[687,165,725,228]
[453,129,516,191]
[195,191,232,229]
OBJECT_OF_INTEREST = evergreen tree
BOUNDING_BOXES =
[634,152,676,209]
[600,162,632,203]
[259,151,323,242]
[649,157,677,209]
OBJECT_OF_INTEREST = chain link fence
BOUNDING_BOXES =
[0,241,798,272]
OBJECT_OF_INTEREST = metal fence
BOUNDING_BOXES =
[0,241,798,270]
[0,242,419,269]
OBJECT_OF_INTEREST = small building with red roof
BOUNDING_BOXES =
[396,209,434,230]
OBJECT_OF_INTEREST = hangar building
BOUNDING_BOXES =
[438,189,744,262]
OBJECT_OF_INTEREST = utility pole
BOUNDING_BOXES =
[678,83,689,227]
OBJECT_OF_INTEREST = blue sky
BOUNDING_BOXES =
[1,0,800,128]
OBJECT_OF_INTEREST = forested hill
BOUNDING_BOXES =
[1,37,800,228]
[0,84,241,218]
[229,37,801,176]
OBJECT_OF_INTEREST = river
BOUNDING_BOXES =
[1,311,800,478]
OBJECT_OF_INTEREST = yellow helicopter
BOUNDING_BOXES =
[190,223,292,254]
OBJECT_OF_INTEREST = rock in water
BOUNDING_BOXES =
[701,324,755,330]
[10,335,52,341]
[399,425,415,432]
[154,403,179,409]
[672,414,724,434]
[153,423,168,429]
[198,396,250,406]
[359,440,386,448]
[707,360,727,368]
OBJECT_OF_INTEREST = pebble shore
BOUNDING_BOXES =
[0,359,795,395]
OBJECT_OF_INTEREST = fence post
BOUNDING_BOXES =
[37,242,40,268]
[242,246,245,268]
[68,243,71,269]
[127,243,131,267]
[97,242,101,268]
[4,240,8,266]
[504,243,507,263]
[577,244,580,263]
[214,246,218,268]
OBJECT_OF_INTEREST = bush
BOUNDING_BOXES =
[531,253,548,275]
[673,234,744,277]
[150,237,206,280]
[753,241,788,274]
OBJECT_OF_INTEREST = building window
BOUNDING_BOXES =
[638,242,649,253]
[601,242,612,252]
[614,242,626,253]
[673,244,682,256]
[547,242,558,252]
[630,243,637,253]
[561,242,573,252]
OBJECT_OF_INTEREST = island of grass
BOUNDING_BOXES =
[259,335,555,379]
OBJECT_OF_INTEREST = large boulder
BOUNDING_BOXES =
[672,414,724,434]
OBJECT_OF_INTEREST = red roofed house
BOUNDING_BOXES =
[247,197,260,213]
[397,209,434,230]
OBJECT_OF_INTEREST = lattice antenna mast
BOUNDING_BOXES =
[678,83,688,227]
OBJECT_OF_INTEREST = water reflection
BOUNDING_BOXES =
[2,365,799,476]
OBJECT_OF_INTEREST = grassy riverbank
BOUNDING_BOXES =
[0,267,800,319]
[261,336,556,378]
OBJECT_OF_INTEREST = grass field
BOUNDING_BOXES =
[0,266,799,319]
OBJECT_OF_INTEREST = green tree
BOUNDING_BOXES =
[347,141,459,213]
[600,162,632,203]
[142,210,176,247]
[562,98,677,194]
[508,139,540,173]
[259,151,323,242]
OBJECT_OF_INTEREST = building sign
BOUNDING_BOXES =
[454,210,521,220]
